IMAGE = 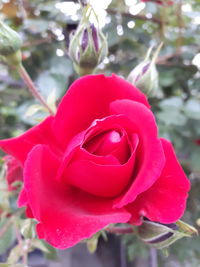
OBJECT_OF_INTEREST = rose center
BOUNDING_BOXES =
[83,130,122,156]
[62,118,139,198]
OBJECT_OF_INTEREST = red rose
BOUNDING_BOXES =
[3,155,23,191]
[0,74,190,249]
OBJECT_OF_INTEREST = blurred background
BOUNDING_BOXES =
[0,0,200,266]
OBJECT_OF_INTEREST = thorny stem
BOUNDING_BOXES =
[18,64,55,115]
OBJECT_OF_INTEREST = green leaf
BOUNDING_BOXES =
[184,98,200,120]
[86,232,101,254]
[36,57,73,100]
[25,104,46,117]
[32,239,51,253]
[42,242,58,261]
[157,109,186,126]
[159,97,183,110]
[17,100,48,125]
[7,244,22,265]
[20,219,36,239]
[0,219,15,255]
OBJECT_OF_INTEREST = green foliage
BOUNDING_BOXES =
[0,218,15,255]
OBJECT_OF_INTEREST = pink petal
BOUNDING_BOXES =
[127,138,190,224]
[23,145,131,249]
[110,100,165,208]
[0,116,60,164]
[53,74,150,146]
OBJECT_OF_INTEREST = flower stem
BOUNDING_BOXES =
[18,64,55,115]
[149,248,158,267]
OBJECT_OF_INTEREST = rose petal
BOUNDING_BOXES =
[18,189,34,218]
[127,138,190,224]
[110,100,165,208]
[18,188,28,207]
[0,116,60,164]
[65,134,138,197]
[56,115,136,182]
[53,74,150,146]
[23,145,131,249]
[56,115,139,197]
[3,155,23,191]
[84,129,131,164]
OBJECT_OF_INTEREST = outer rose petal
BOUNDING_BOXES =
[127,138,190,224]
[110,100,165,208]
[18,189,34,218]
[53,74,150,146]
[0,116,61,164]
[3,155,23,191]
[22,145,131,249]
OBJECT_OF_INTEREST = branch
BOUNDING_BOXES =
[156,51,182,64]
[23,35,53,48]
[107,8,163,26]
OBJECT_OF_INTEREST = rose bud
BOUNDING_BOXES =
[0,20,22,66]
[0,74,190,249]
[68,20,107,75]
[127,44,162,95]
[136,219,197,249]
[127,61,158,95]
[0,20,22,56]
[3,155,23,191]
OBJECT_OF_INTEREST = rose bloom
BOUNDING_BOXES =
[0,75,190,249]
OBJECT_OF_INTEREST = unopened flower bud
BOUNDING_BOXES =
[0,21,22,67]
[136,219,197,249]
[0,21,22,56]
[68,20,107,76]
[127,43,162,95]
